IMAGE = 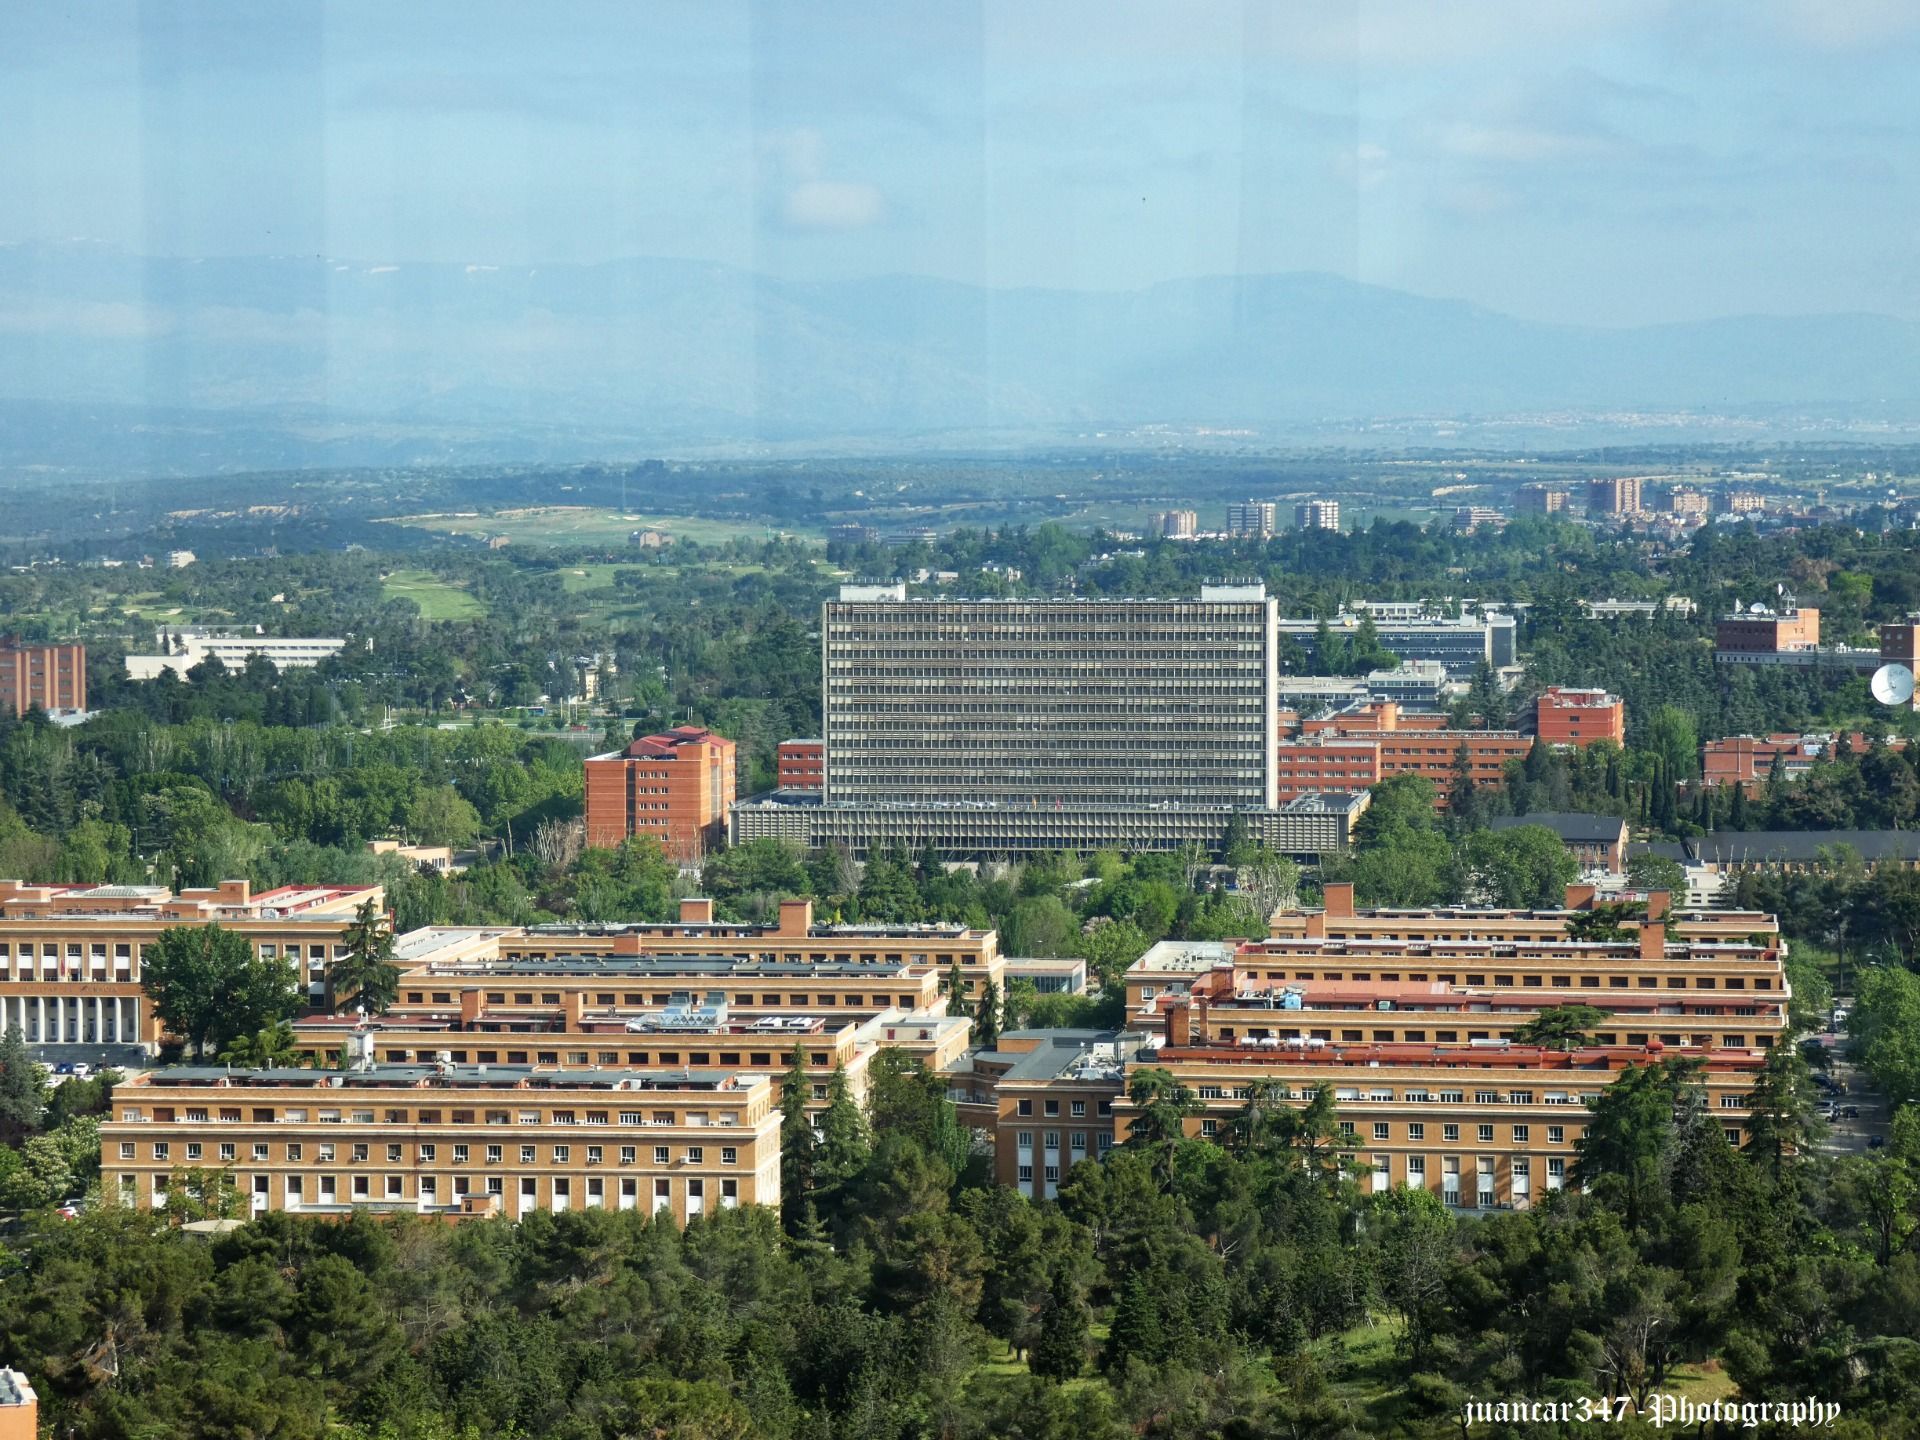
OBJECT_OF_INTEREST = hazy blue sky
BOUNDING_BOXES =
[3,0,1918,326]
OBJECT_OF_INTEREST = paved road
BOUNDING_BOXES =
[1813,1053,1891,1157]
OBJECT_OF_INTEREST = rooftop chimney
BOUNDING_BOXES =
[777,897,814,938]
[1638,922,1666,961]
[1166,1000,1192,1049]
[1564,883,1597,911]
[1646,889,1672,920]
[1322,882,1355,919]
[679,897,715,924]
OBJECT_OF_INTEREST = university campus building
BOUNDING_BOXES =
[102,1059,780,1223]
[1107,882,1787,1210]
[0,880,383,1059]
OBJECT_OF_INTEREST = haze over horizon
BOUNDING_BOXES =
[4,1,1920,471]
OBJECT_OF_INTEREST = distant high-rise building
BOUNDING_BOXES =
[1516,485,1570,514]
[1720,490,1766,515]
[1226,501,1277,538]
[1154,509,1198,539]
[1586,478,1644,515]
[1667,489,1710,518]
[1294,500,1340,532]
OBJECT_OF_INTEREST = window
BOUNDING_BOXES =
[553,1145,570,1163]
[521,1145,537,1164]
[417,1144,434,1162]
[119,1142,135,1159]
[387,1144,403,1162]
[1512,1125,1529,1143]
[655,1146,670,1165]
[1443,1124,1459,1142]
[486,1145,502,1163]
[1017,1164,1033,1183]
[452,1145,469,1164]
[721,1147,736,1165]
[1372,1122,1390,1141]
[1548,1126,1565,1144]
[1477,1125,1494,1143]
[1407,1122,1424,1141]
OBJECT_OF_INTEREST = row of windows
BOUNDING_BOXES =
[1012,1097,1112,1118]
[1014,1131,1114,1154]
[406,990,923,1011]
[130,1140,745,1166]
[129,1105,746,1126]
[1218,1026,1759,1047]
[1237,968,1767,991]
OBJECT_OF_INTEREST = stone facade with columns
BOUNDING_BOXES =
[0,879,383,1054]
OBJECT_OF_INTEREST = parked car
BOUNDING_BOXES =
[1843,1106,1860,1120]
[1868,1136,1886,1150]
[54,1199,83,1219]
[50,1062,74,1077]
[1813,1073,1835,1090]
[68,1062,92,1080]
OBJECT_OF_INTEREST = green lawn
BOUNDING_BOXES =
[381,506,809,548]
[380,569,487,620]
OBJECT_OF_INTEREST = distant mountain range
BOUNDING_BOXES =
[2,241,1919,475]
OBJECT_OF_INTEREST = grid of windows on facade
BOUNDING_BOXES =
[822,593,1276,805]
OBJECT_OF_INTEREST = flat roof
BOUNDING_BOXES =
[430,955,917,978]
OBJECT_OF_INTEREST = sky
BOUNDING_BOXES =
[2,0,1919,327]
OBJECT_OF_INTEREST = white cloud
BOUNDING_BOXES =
[758,128,888,231]
[782,179,887,230]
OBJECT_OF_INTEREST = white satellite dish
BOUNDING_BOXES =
[1871,663,1915,706]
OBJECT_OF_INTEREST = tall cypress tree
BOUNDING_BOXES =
[778,1043,816,1234]
[975,978,1001,1051]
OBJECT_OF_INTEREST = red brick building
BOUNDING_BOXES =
[0,639,86,718]
[776,739,824,791]
[585,727,737,859]
[1715,606,1819,655]
[1534,686,1625,747]
[1275,704,1529,807]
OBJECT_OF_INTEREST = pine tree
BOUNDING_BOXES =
[0,1024,47,1146]
[945,959,968,1017]
[816,1062,871,1193]
[778,1043,816,1234]
[326,897,400,1015]
[1729,781,1749,830]
[1029,1268,1091,1381]
[975,978,1001,1051]
[1104,1269,1169,1372]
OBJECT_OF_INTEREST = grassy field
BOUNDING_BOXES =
[381,506,806,548]
[380,569,487,620]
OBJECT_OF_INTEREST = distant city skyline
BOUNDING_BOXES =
[3,1,1918,329]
